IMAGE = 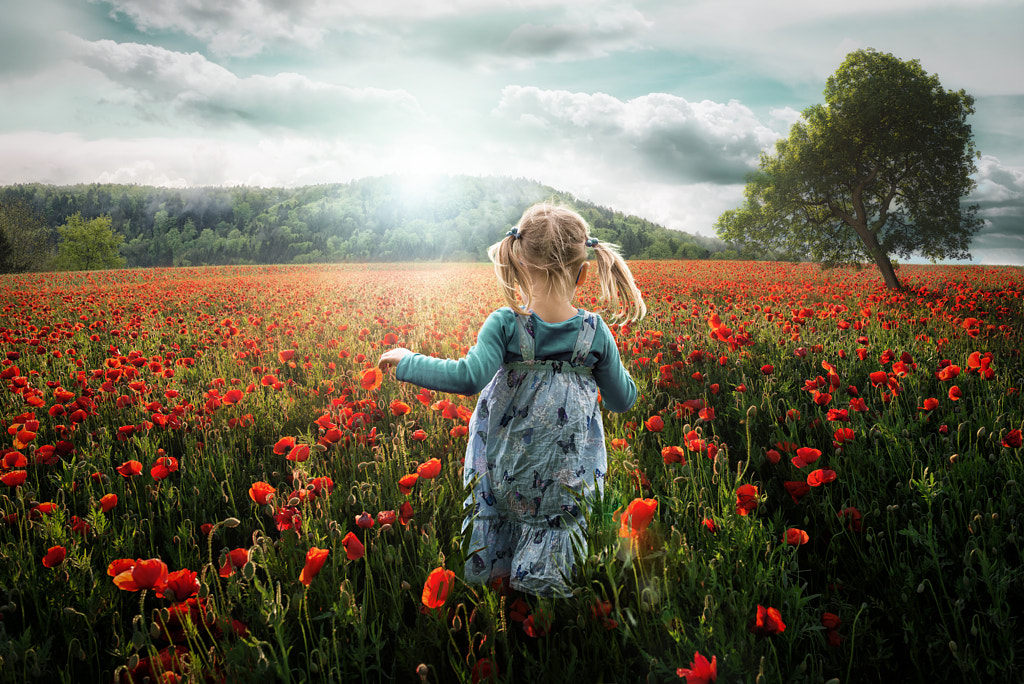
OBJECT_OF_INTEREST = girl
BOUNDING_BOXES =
[378,203,645,597]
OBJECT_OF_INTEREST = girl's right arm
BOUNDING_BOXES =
[378,347,412,369]
[378,310,511,395]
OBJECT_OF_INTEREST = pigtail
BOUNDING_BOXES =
[591,240,647,323]
[487,234,533,316]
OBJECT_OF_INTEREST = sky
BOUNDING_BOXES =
[1,0,1022,265]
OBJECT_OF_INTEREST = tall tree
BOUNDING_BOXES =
[0,197,53,272]
[53,213,126,271]
[715,49,981,289]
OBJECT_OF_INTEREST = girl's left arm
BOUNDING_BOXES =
[592,317,638,413]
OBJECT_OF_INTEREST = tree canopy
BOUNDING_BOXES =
[53,213,126,272]
[0,197,53,273]
[715,49,982,289]
[0,176,734,269]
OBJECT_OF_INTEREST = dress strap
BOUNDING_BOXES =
[513,313,535,362]
[570,310,599,365]
[506,360,592,375]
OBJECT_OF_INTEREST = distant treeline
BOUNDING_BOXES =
[0,176,745,268]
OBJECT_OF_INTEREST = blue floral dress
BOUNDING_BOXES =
[463,310,606,597]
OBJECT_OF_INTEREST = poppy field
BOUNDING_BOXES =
[1,260,1022,683]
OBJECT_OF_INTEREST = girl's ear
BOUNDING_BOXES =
[575,261,590,287]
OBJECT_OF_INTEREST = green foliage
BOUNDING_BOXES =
[0,197,53,273]
[716,49,982,289]
[1,176,738,268]
[53,213,126,271]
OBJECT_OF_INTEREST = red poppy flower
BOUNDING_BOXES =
[1002,429,1022,449]
[159,568,199,602]
[376,510,397,526]
[115,558,169,592]
[826,408,849,422]
[108,558,136,577]
[286,443,311,462]
[749,604,786,636]
[833,427,855,444]
[766,449,781,465]
[42,545,66,568]
[849,397,868,412]
[807,468,837,486]
[421,567,455,609]
[661,445,686,464]
[790,447,821,468]
[300,547,329,586]
[783,480,811,503]
[683,430,705,454]
[274,505,302,533]
[341,531,365,560]
[784,528,810,546]
[116,460,143,478]
[644,415,664,432]
[398,501,414,525]
[1,470,28,487]
[398,473,419,494]
[273,436,296,455]
[618,498,657,538]
[702,518,718,534]
[309,476,334,497]
[219,548,249,577]
[390,400,411,416]
[411,429,427,441]
[676,650,717,683]
[355,512,374,529]
[838,506,863,532]
[735,484,758,516]
[277,349,296,364]
[471,658,498,684]
[249,481,275,505]
[150,456,179,481]
[3,451,27,468]
[948,385,963,401]
[416,458,442,479]
[216,388,242,407]
[100,493,118,512]
[761,364,774,375]
[361,367,383,392]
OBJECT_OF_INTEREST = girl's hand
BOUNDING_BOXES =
[378,348,413,370]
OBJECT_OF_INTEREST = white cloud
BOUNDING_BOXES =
[644,0,1024,97]
[494,86,784,184]
[973,155,1024,204]
[0,131,411,188]
[95,0,620,58]
[491,6,651,67]
[69,37,421,134]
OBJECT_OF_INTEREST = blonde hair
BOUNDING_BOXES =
[487,203,646,323]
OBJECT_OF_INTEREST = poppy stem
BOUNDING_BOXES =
[846,602,867,684]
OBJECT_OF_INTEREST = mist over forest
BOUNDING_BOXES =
[0,176,738,269]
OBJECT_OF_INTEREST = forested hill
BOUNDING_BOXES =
[0,176,730,268]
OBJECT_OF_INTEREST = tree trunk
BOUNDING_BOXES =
[862,230,902,290]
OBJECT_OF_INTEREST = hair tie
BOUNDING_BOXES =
[506,227,521,240]
[585,237,599,247]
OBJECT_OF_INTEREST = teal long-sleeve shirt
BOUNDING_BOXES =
[395,307,637,413]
